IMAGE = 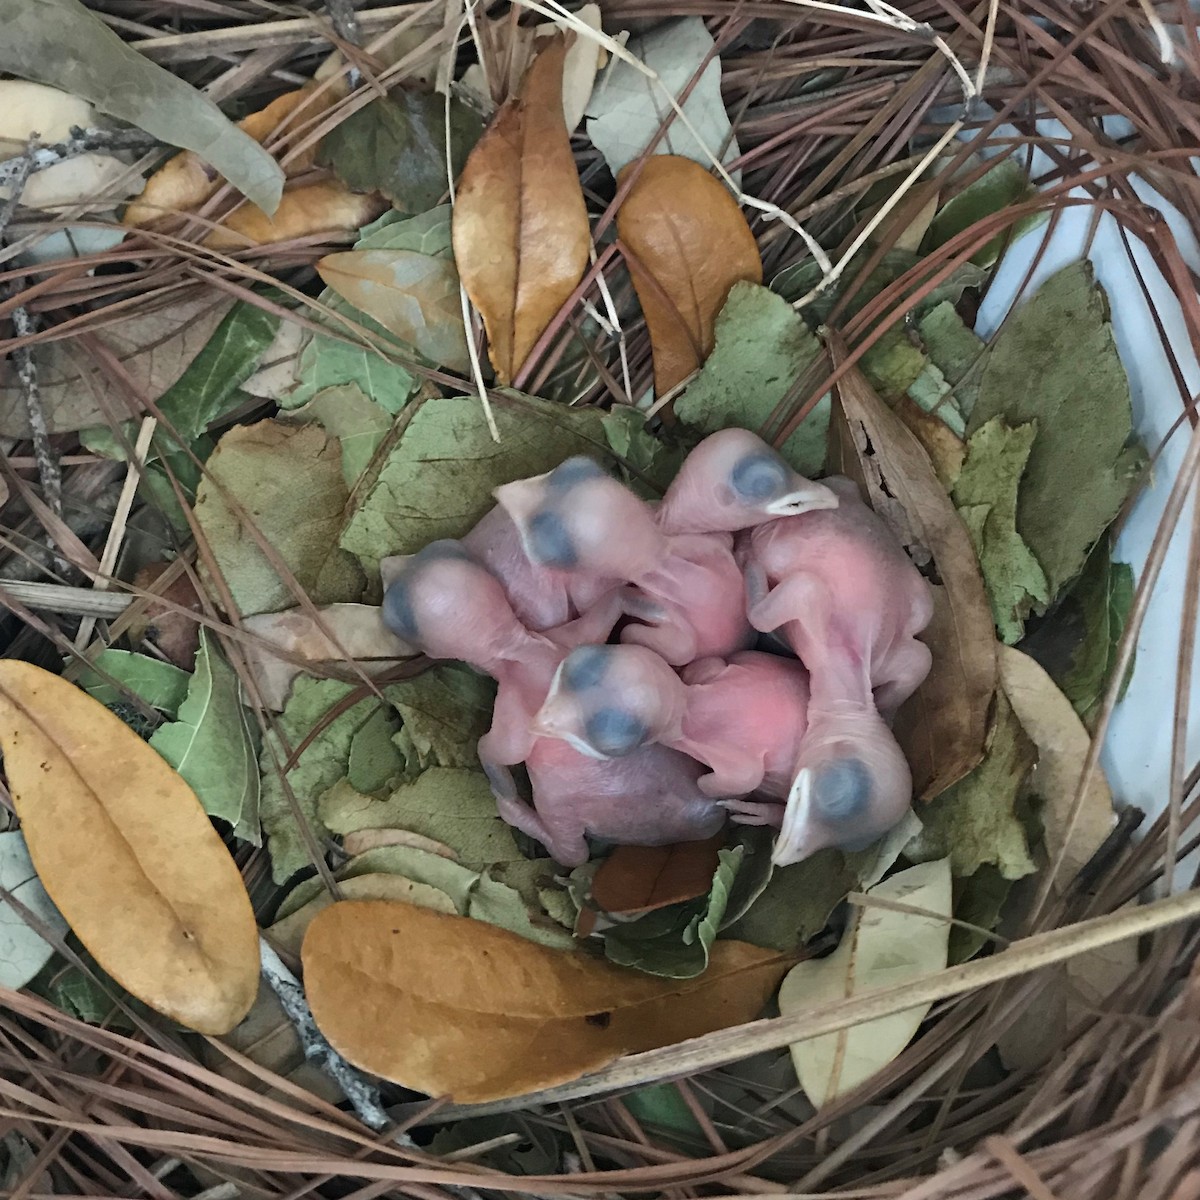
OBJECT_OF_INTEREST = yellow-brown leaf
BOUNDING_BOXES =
[124,87,339,227]
[206,181,384,250]
[0,661,258,1034]
[452,35,590,384]
[616,156,762,396]
[302,900,788,1101]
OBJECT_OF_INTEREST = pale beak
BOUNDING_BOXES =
[765,481,840,518]
[772,767,823,866]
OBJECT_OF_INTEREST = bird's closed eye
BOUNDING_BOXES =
[585,707,648,757]
[731,452,791,503]
[812,757,872,821]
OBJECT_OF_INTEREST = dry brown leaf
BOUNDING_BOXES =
[341,828,459,859]
[995,646,1132,1070]
[205,181,385,250]
[591,834,725,917]
[452,35,590,384]
[827,333,996,799]
[124,87,339,227]
[241,604,413,710]
[267,873,456,957]
[0,661,258,1034]
[0,291,232,437]
[616,155,762,395]
[128,561,204,671]
[894,394,965,492]
[302,900,789,1101]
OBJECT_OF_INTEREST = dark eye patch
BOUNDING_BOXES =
[561,645,610,692]
[813,757,872,821]
[382,579,419,641]
[731,452,790,503]
[546,456,605,493]
[526,509,578,568]
[585,708,648,757]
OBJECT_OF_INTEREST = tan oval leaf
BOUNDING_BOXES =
[616,155,762,396]
[316,248,469,371]
[452,35,590,384]
[0,661,258,1034]
[780,858,952,1107]
[302,900,788,1101]
[206,181,384,250]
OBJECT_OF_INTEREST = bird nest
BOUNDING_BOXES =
[2,1,1200,1197]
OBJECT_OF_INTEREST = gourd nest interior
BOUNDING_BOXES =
[1,0,1200,1197]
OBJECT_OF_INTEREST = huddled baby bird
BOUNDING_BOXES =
[381,428,934,868]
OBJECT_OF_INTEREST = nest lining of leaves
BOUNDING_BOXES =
[1,0,1199,1196]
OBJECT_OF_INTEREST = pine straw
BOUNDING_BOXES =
[3,0,1200,1195]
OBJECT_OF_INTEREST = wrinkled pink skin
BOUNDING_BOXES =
[380,541,723,865]
[535,644,811,800]
[657,427,840,535]
[495,453,809,665]
[734,476,934,863]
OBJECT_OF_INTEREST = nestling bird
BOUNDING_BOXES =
[380,540,724,865]
[533,643,811,802]
[738,475,934,863]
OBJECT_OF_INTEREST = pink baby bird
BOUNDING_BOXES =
[496,436,838,665]
[534,643,811,803]
[739,475,934,864]
[380,540,723,865]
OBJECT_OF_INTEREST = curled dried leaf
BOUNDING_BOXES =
[0,662,258,1034]
[302,900,788,1101]
[616,156,761,395]
[591,835,725,917]
[827,334,996,799]
[452,35,590,384]
[206,181,385,250]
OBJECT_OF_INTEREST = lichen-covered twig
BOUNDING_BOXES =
[9,302,63,528]
[258,938,392,1132]
[0,127,156,191]
[325,0,363,47]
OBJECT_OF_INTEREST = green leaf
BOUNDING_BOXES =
[471,872,577,950]
[346,705,404,795]
[319,767,524,866]
[289,383,395,488]
[317,249,469,373]
[317,91,483,212]
[77,650,190,715]
[601,406,686,495]
[260,679,385,883]
[1,0,283,212]
[603,845,743,978]
[624,1084,705,1137]
[385,664,496,770]
[195,419,365,617]
[284,209,455,412]
[81,302,279,461]
[926,157,1040,268]
[953,417,1051,644]
[905,691,1037,879]
[0,830,68,989]
[340,394,609,571]
[675,282,829,476]
[1021,540,1135,729]
[722,848,856,952]
[967,261,1146,597]
[149,629,261,844]
[916,300,986,420]
[949,864,1010,963]
[585,16,740,179]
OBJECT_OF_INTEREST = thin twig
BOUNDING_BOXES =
[257,938,391,1132]
[0,127,158,191]
[9,305,63,529]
